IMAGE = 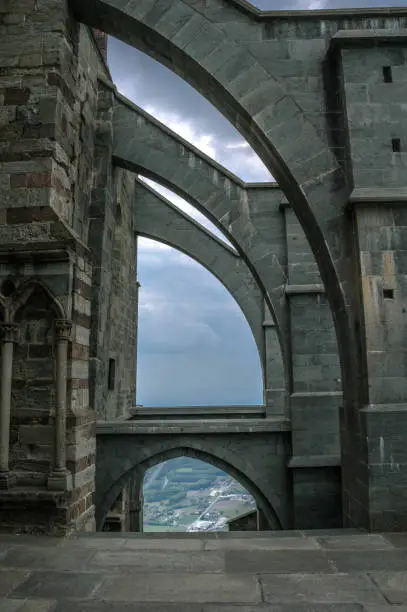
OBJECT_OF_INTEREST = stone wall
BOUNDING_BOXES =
[338,39,407,529]
[95,425,292,531]
[0,1,138,534]
[281,205,343,528]
[104,167,138,421]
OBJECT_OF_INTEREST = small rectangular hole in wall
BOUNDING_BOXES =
[108,358,116,390]
[382,66,393,83]
[383,289,394,300]
[392,138,401,153]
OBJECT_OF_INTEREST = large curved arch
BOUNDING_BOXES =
[70,0,376,407]
[97,445,282,531]
[135,177,285,397]
[112,95,288,368]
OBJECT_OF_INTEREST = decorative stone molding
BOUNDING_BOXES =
[55,320,72,342]
[0,323,18,344]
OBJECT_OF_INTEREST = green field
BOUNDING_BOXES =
[144,524,187,533]
[142,456,255,532]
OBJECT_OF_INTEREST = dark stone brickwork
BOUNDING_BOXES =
[0,0,407,535]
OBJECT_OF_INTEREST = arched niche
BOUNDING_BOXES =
[9,282,64,487]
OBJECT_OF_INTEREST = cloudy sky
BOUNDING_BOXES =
[107,0,403,407]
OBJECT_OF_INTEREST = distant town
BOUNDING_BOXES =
[143,457,256,532]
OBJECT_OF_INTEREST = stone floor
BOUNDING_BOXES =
[1,529,407,610]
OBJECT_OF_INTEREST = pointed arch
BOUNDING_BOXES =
[97,445,282,531]
[135,177,275,392]
[73,0,373,430]
[9,279,65,487]
[10,279,66,323]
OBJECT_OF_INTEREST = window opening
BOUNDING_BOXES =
[108,358,116,390]
[382,66,393,83]
[392,138,401,153]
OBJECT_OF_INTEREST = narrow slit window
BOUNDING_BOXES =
[108,358,116,390]
[382,66,393,83]
[392,138,401,153]
[383,289,394,300]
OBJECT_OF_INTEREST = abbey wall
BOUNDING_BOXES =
[0,0,406,534]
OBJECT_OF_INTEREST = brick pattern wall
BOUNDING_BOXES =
[282,205,343,528]
[340,44,407,530]
[104,168,138,420]
[0,0,105,533]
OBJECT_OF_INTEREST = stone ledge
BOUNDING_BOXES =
[263,319,276,328]
[96,417,291,435]
[129,405,267,420]
[288,455,341,468]
[331,28,407,51]
[285,284,325,295]
[279,197,290,210]
[0,220,90,258]
[291,392,342,398]
[361,403,407,414]
[0,487,69,501]
[88,2,407,21]
[349,187,407,205]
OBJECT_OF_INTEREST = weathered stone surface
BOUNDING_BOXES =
[1,531,406,608]
[97,572,261,603]
[1,0,407,535]
[95,427,291,531]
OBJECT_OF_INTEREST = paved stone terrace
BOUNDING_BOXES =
[1,530,407,611]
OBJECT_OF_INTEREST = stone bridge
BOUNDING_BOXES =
[0,0,406,535]
[95,416,292,532]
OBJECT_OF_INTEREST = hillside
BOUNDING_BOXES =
[143,457,256,532]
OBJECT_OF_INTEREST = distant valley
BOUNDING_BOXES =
[143,457,256,532]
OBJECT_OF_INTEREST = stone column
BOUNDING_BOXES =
[48,319,73,491]
[128,470,143,532]
[0,323,18,489]
[263,300,286,417]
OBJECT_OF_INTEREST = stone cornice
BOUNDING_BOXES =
[55,320,73,342]
[349,188,407,206]
[234,3,407,18]
[96,417,291,435]
[0,324,19,344]
[330,28,407,52]
[288,455,341,468]
[285,284,325,295]
[180,0,407,20]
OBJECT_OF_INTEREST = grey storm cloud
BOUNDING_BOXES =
[107,0,400,406]
[136,241,263,407]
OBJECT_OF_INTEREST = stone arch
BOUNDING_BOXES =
[73,0,362,404]
[135,178,285,402]
[97,445,282,532]
[10,279,66,323]
[113,96,288,370]
[9,281,65,487]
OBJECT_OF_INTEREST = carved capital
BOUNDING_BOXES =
[55,319,72,342]
[0,323,18,344]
